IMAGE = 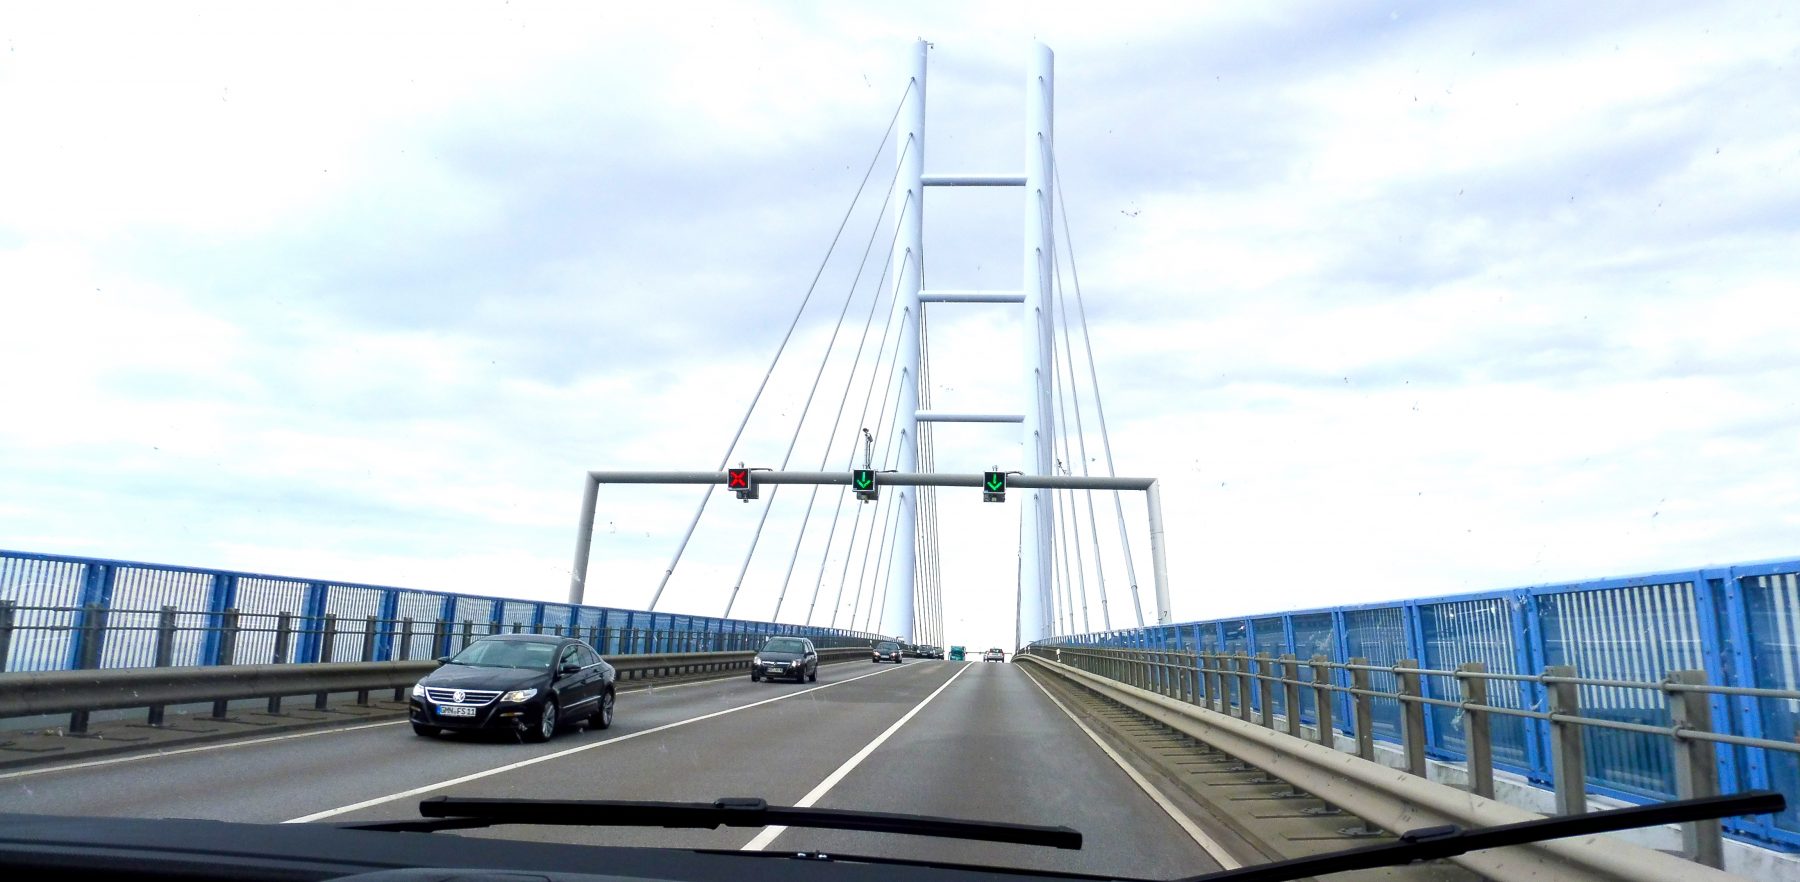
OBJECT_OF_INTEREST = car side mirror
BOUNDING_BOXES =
[559,663,581,675]
[434,656,451,666]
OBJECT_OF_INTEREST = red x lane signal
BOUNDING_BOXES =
[727,467,758,501]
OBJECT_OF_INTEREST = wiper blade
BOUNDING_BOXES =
[1171,790,1784,882]
[341,796,1083,850]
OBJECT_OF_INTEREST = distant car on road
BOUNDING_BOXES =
[872,640,904,663]
[948,645,965,661]
[984,648,1006,662]
[410,634,615,743]
[752,637,818,683]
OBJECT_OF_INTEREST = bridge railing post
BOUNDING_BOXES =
[1349,657,1374,761]
[1280,653,1301,737]
[356,615,378,705]
[1397,659,1427,777]
[1184,651,1198,704]
[0,600,14,674]
[1457,662,1495,798]
[461,620,475,651]
[1209,653,1226,713]
[1257,651,1276,729]
[1235,653,1254,723]
[314,614,338,710]
[1666,669,1723,867]
[1310,655,1334,748]
[146,605,177,726]
[393,617,415,701]
[212,608,239,718]
[1545,665,1587,815]
[269,612,293,714]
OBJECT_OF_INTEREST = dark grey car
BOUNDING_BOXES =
[751,637,818,683]
[409,634,615,742]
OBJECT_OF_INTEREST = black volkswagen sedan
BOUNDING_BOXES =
[410,634,615,742]
[872,640,904,663]
[751,636,817,682]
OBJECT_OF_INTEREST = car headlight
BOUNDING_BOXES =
[411,682,425,698]
[752,656,762,666]
[501,688,538,703]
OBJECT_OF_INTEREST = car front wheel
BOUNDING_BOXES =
[591,689,614,730]
[528,699,557,743]
[751,671,761,682]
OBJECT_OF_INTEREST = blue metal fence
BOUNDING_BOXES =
[1045,556,1800,851]
[0,548,882,676]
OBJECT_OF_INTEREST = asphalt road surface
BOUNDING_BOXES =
[2,660,1226,879]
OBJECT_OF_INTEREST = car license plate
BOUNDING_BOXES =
[437,705,477,717]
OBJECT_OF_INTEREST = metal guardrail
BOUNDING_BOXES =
[1018,650,1752,882]
[0,549,888,676]
[1028,645,1800,871]
[0,647,871,733]
[0,600,880,675]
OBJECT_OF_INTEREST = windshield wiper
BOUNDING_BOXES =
[1172,790,1784,882]
[340,796,1083,850]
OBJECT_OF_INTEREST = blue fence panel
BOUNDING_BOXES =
[1417,595,1530,767]
[100,566,212,668]
[1251,616,1286,718]
[1537,579,1704,800]
[0,554,86,672]
[541,603,573,635]
[497,601,536,635]
[323,585,383,662]
[1290,612,1334,724]
[1744,570,1800,841]
[1342,605,1406,741]
[233,576,311,664]
[390,590,444,661]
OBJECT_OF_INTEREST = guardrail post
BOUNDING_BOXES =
[1280,653,1301,736]
[76,602,108,670]
[1545,665,1587,815]
[462,620,475,651]
[1235,653,1254,722]
[1457,662,1494,798]
[1310,655,1333,748]
[315,613,337,709]
[212,608,239,718]
[1666,669,1723,868]
[1183,652,1197,704]
[1396,659,1427,777]
[1350,657,1374,761]
[269,612,293,713]
[356,615,377,705]
[1257,651,1276,729]
[146,605,177,726]
[0,600,13,674]
[393,618,415,701]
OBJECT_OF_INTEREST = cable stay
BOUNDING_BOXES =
[646,81,915,612]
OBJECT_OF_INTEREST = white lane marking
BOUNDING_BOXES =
[1019,665,1241,871]
[740,661,974,851]
[0,719,409,782]
[285,662,917,823]
[0,666,836,783]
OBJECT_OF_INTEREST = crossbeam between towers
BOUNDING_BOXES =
[566,469,1173,639]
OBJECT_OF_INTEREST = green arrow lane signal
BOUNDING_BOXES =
[853,469,878,501]
[985,473,1004,491]
[983,471,1006,502]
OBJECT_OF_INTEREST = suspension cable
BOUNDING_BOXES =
[1050,147,1145,627]
[647,81,915,611]
[720,139,916,619]
[770,187,915,621]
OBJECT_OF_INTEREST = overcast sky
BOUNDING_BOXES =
[3,2,1797,652]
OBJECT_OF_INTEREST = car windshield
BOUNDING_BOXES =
[449,641,557,670]
[4,7,1794,882]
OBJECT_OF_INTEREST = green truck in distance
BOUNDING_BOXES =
[948,646,965,661]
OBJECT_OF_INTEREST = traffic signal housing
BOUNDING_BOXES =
[852,468,878,502]
[983,470,1006,503]
[727,467,758,501]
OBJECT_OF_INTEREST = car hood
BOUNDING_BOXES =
[421,665,550,691]
[758,650,805,661]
